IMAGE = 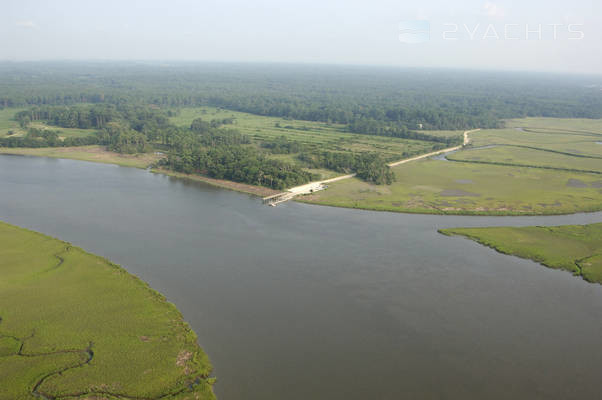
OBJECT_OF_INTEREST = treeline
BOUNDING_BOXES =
[164,130,318,189]
[299,151,395,185]
[15,105,117,129]
[14,104,171,139]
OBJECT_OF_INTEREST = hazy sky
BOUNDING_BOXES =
[2,0,601,74]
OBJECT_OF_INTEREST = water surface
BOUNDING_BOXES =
[1,154,602,400]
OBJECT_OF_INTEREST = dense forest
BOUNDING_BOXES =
[1,62,601,132]
[1,62,600,189]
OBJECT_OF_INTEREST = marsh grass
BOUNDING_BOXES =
[439,223,602,284]
[0,221,215,400]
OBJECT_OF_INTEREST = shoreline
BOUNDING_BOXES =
[438,223,602,285]
[294,196,602,217]
[2,147,600,217]
[0,145,163,169]
[152,168,283,198]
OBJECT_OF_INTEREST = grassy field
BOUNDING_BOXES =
[0,146,163,169]
[302,118,602,215]
[440,223,602,284]
[170,106,450,163]
[0,221,215,400]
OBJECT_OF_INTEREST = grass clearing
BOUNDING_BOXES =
[440,223,602,284]
[0,221,215,399]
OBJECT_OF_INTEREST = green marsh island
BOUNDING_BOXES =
[0,221,215,400]
[440,223,602,284]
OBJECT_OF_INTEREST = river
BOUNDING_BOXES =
[1,154,601,400]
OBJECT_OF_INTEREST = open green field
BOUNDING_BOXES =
[440,223,602,284]
[170,107,449,163]
[0,221,215,400]
[301,118,602,215]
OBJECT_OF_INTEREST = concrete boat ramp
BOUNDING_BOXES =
[263,174,355,206]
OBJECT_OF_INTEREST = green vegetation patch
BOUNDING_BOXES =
[0,221,215,400]
[439,223,602,284]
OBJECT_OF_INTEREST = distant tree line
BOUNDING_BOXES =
[1,63,600,132]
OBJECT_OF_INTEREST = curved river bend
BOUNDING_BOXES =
[1,155,602,400]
